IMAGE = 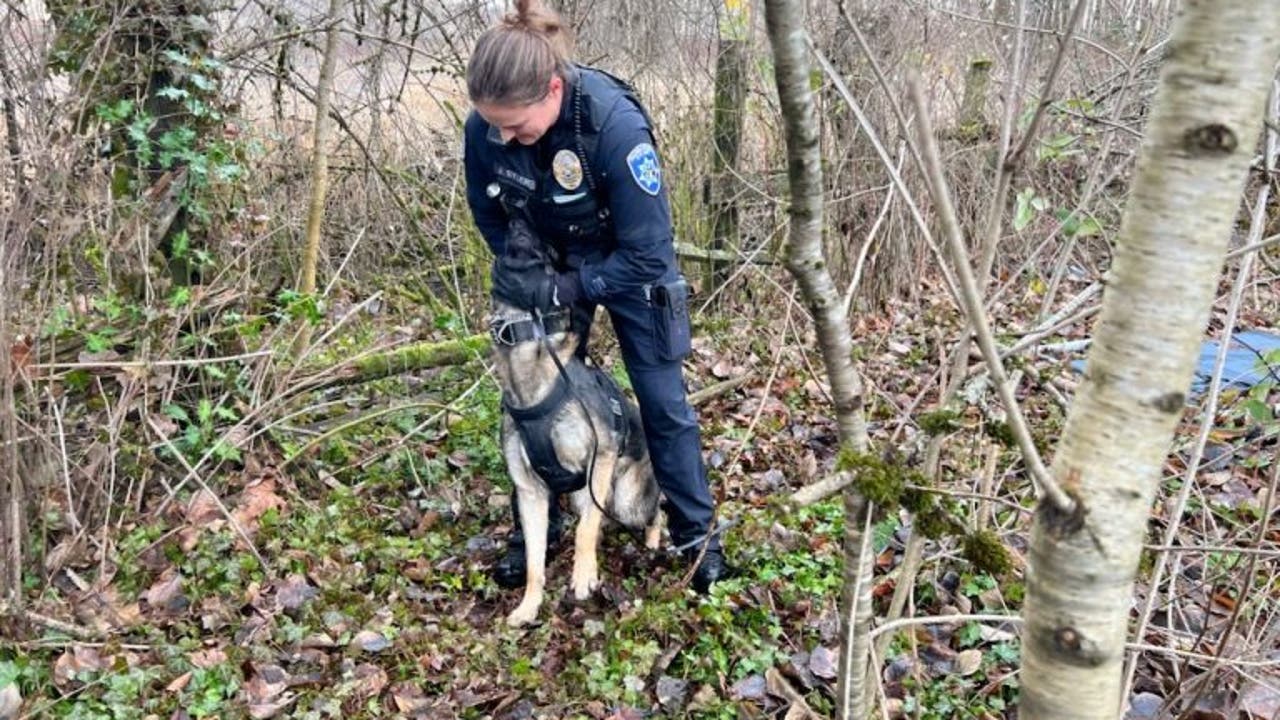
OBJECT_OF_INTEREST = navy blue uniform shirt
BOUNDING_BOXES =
[463,66,677,303]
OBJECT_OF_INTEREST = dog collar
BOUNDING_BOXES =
[489,309,572,346]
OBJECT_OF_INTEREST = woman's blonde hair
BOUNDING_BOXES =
[467,0,575,106]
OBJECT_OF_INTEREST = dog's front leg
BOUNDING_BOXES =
[571,454,617,601]
[507,484,550,628]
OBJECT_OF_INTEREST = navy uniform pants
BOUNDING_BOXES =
[505,275,717,552]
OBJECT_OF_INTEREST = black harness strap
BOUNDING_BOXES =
[503,373,580,493]
[501,360,628,495]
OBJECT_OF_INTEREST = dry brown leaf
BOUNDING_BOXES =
[186,489,223,526]
[53,646,105,690]
[243,664,292,719]
[807,646,837,680]
[248,693,295,720]
[352,630,390,653]
[149,414,180,440]
[43,538,87,573]
[233,478,285,528]
[391,682,433,714]
[189,647,227,669]
[352,663,389,699]
[166,671,193,694]
[766,667,821,720]
[177,526,202,553]
[143,570,186,611]
[1240,682,1280,719]
[955,649,983,676]
[275,574,316,611]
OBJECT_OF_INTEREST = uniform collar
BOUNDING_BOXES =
[556,65,581,127]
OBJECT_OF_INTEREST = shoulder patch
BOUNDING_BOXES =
[625,143,662,196]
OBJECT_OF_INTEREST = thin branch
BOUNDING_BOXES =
[1005,0,1091,171]
[0,603,97,640]
[908,74,1075,515]
[808,41,962,306]
[31,350,273,371]
[45,389,81,533]
[1224,231,1280,260]
[871,613,1022,640]
[144,417,270,575]
[979,0,1090,284]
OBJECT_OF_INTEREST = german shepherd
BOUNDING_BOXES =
[489,242,662,628]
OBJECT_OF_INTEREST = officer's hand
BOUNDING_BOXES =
[492,257,554,310]
[491,259,581,311]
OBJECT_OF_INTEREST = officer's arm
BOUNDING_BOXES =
[463,113,507,256]
[578,105,676,302]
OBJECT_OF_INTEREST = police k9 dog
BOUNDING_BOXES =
[488,222,662,627]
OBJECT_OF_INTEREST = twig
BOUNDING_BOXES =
[978,0,1090,284]
[30,350,273,371]
[280,400,449,469]
[914,1,1124,63]
[0,602,97,640]
[1143,545,1280,557]
[909,74,1074,516]
[843,144,903,317]
[688,372,756,406]
[1004,0,1090,172]
[1224,232,1280,261]
[681,289,796,591]
[1124,643,1280,670]
[45,388,81,533]
[1172,459,1280,714]
[808,40,963,308]
[144,417,270,575]
[291,290,384,370]
[871,613,1022,640]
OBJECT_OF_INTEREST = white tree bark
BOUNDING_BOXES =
[1020,3,1280,719]
[763,2,873,718]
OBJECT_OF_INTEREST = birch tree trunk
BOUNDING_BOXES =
[763,2,873,717]
[298,0,344,298]
[1020,4,1280,719]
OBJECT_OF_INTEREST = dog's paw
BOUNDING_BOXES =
[644,523,662,550]
[570,571,600,602]
[506,602,540,628]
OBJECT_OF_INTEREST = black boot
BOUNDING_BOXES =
[685,547,738,594]
[492,510,565,589]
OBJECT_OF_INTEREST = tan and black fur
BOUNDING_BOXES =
[491,298,662,628]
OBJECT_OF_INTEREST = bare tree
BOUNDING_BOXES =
[298,0,344,301]
[1018,3,1280,719]
[763,1,874,718]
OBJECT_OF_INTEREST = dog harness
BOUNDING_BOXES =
[497,338,630,495]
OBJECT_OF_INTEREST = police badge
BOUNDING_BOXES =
[552,149,584,191]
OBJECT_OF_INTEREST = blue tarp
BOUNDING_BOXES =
[1070,330,1280,397]
[1191,330,1280,395]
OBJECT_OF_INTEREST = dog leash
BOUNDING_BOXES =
[533,308,739,562]
[534,308,632,533]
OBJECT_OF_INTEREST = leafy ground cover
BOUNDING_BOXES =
[3,270,1278,719]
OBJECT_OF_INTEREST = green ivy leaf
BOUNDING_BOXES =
[1013,188,1038,231]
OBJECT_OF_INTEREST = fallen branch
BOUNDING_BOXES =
[789,471,853,507]
[688,371,755,406]
[0,601,97,640]
[301,333,490,390]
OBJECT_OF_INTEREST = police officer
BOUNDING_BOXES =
[463,0,731,593]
